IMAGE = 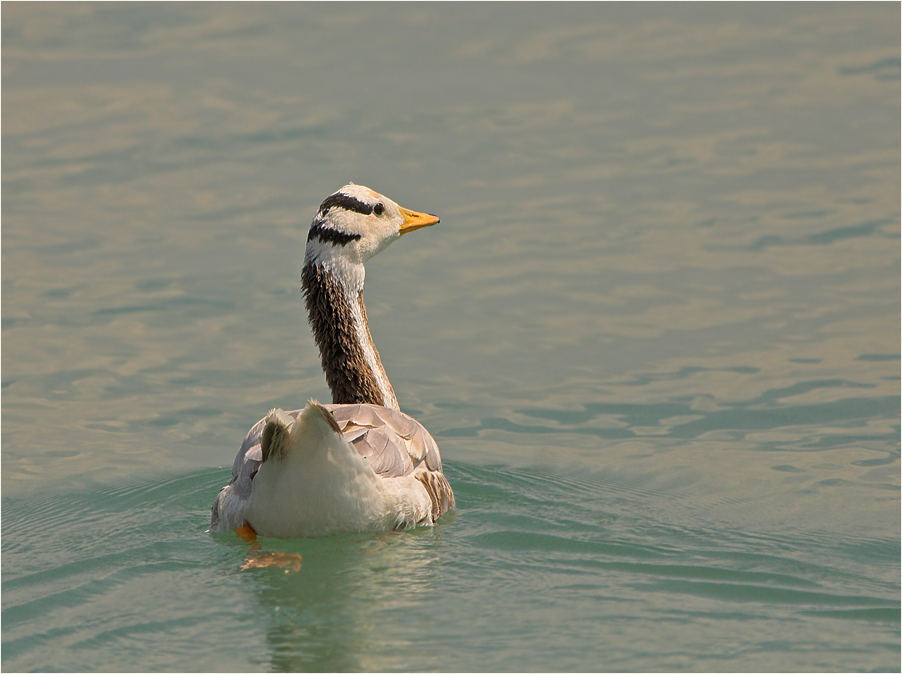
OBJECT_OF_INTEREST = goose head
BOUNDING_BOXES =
[300,185,439,409]
[304,184,439,272]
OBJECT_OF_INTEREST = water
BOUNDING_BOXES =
[2,4,899,671]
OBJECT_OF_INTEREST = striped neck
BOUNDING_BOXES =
[301,261,399,410]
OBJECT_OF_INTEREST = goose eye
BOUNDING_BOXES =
[373,203,385,215]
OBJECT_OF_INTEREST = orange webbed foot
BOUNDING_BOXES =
[241,551,303,573]
[235,523,259,548]
[235,523,302,572]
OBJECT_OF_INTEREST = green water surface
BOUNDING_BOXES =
[2,3,899,672]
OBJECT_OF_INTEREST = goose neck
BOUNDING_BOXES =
[301,261,399,410]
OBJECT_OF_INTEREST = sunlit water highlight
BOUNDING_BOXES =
[2,3,899,672]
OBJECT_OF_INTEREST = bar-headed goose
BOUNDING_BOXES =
[210,185,454,538]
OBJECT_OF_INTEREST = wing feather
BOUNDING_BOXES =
[324,403,443,480]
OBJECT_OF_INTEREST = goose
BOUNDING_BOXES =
[210,184,454,538]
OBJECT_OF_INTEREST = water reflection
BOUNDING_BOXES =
[229,526,449,672]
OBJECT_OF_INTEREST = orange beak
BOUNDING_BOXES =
[398,206,440,235]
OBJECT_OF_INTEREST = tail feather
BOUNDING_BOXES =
[260,402,341,462]
[260,408,298,462]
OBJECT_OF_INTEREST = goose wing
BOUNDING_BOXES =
[209,414,271,530]
[325,403,454,523]
[323,403,444,477]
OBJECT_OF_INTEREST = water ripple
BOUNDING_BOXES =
[2,461,898,671]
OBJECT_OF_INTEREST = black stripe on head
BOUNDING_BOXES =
[307,220,362,246]
[318,193,374,217]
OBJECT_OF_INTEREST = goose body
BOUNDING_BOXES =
[210,185,454,537]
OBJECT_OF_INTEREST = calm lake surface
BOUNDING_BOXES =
[2,3,899,671]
